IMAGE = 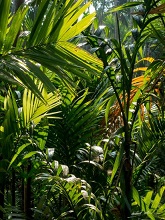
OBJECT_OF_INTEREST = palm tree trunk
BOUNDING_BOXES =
[24,164,32,219]
[123,144,132,218]
[11,169,16,206]
[121,130,132,219]
[0,183,4,220]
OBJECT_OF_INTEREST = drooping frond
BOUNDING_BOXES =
[0,0,103,99]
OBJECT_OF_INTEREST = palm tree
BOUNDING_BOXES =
[0,81,61,219]
[1,0,165,219]
[0,0,104,218]
[83,0,165,218]
[0,0,103,98]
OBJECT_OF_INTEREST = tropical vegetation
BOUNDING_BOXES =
[0,0,165,219]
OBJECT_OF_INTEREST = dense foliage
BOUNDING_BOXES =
[0,0,165,219]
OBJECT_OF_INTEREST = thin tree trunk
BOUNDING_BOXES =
[24,164,32,219]
[11,169,16,206]
[121,131,132,219]
[21,173,24,211]
[123,148,132,218]
[100,0,105,24]
[0,183,5,220]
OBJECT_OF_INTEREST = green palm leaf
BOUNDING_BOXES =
[0,0,11,51]
[3,4,29,53]
[0,0,103,99]
[46,88,105,166]
[0,80,61,170]
[22,80,61,128]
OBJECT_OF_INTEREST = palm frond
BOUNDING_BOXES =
[46,88,105,167]
[4,206,26,220]
[1,80,61,170]
[133,116,165,190]
[34,163,103,220]
[132,186,165,219]
[0,0,103,98]
[22,80,61,128]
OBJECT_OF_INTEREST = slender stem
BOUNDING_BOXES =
[12,169,16,206]
[0,183,4,219]
[106,70,127,128]
[116,13,128,122]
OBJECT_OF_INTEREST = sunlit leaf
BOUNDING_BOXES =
[8,142,31,169]
[108,2,143,13]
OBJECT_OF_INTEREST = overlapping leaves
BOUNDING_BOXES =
[0,0,103,99]
[0,81,61,169]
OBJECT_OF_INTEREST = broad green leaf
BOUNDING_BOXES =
[17,151,41,167]
[108,2,143,13]
[157,203,165,214]
[22,151,40,160]
[0,0,11,51]
[144,191,153,207]
[28,0,51,46]
[58,13,96,41]
[57,1,94,41]
[7,59,45,101]
[151,186,165,210]
[1,89,20,139]
[132,187,145,211]
[3,4,29,53]
[16,43,102,83]
[57,165,63,176]
[56,42,103,74]
[8,143,31,169]
[0,70,24,86]
[109,145,124,185]
[72,89,89,109]
[146,211,155,220]
[35,123,49,151]
[25,60,56,92]
[22,81,60,128]
[34,1,56,45]
[49,0,74,41]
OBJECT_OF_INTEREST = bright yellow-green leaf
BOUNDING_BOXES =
[0,0,11,51]
[8,142,31,169]
[144,191,153,207]
[3,4,29,53]
[151,186,165,210]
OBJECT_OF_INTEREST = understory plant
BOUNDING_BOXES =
[82,0,165,218]
[0,0,165,220]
